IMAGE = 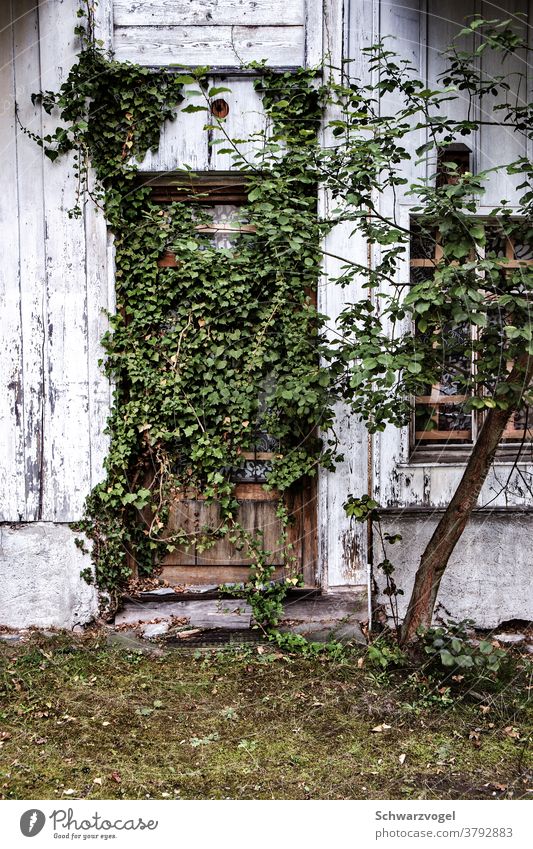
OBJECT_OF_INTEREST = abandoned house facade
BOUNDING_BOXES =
[1,0,533,630]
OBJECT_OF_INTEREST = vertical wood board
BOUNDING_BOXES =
[479,0,529,204]
[38,0,92,521]
[0,1,25,521]
[208,77,268,171]
[84,185,111,490]
[13,0,47,520]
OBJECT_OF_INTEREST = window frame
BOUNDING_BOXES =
[409,215,533,462]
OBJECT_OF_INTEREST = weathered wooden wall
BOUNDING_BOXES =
[111,0,323,68]
[3,0,531,610]
[0,0,111,523]
[1,0,369,590]
[131,0,369,586]
[371,0,532,204]
[0,0,321,524]
[317,0,375,587]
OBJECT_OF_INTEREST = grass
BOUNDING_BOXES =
[0,631,531,800]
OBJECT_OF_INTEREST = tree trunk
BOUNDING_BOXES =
[400,354,533,645]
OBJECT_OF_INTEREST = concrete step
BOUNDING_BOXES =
[114,588,368,645]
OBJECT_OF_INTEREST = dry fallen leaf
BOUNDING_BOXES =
[398,753,407,765]
[503,726,520,739]
[469,729,482,748]
[357,657,365,668]
[371,724,392,733]
[93,777,103,786]
[109,771,121,784]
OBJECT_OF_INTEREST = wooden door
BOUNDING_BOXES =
[160,476,317,588]
[149,175,318,589]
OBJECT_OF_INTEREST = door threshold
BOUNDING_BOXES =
[123,585,322,605]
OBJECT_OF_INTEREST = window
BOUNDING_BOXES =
[410,219,533,456]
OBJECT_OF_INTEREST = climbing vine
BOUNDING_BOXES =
[33,3,341,630]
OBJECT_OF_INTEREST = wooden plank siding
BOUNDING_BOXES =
[111,0,322,69]
[317,0,371,587]
[477,0,530,201]
[12,0,47,519]
[160,480,317,587]
[0,0,322,528]
[0,0,110,522]
[6,0,531,585]
[113,0,305,27]
[137,76,268,174]
[0,0,26,521]
[112,25,307,68]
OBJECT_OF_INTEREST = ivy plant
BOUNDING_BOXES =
[31,3,341,635]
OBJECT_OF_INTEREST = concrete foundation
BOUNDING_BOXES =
[0,523,98,629]
[1,511,531,632]
[376,511,533,628]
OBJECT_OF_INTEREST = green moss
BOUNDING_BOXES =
[0,635,530,800]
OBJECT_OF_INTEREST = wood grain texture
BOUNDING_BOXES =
[345,0,375,80]
[137,95,209,172]
[379,0,425,189]
[94,0,113,49]
[0,1,25,521]
[478,0,528,204]
[0,0,111,522]
[12,0,47,519]
[162,479,317,585]
[164,496,285,566]
[208,77,268,171]
[115,596,254,625]
[317,0,368,587]
[305,0,324,67]
[374,0,533,513]
[38,0,91,521]
[113,25,305,67]
[113,0,304,27]
[139,76,268,173]
[84,188,111,490]
[426,0,474,124]
[160,564,284,586]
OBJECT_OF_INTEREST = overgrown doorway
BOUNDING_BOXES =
[138,174,318,590]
